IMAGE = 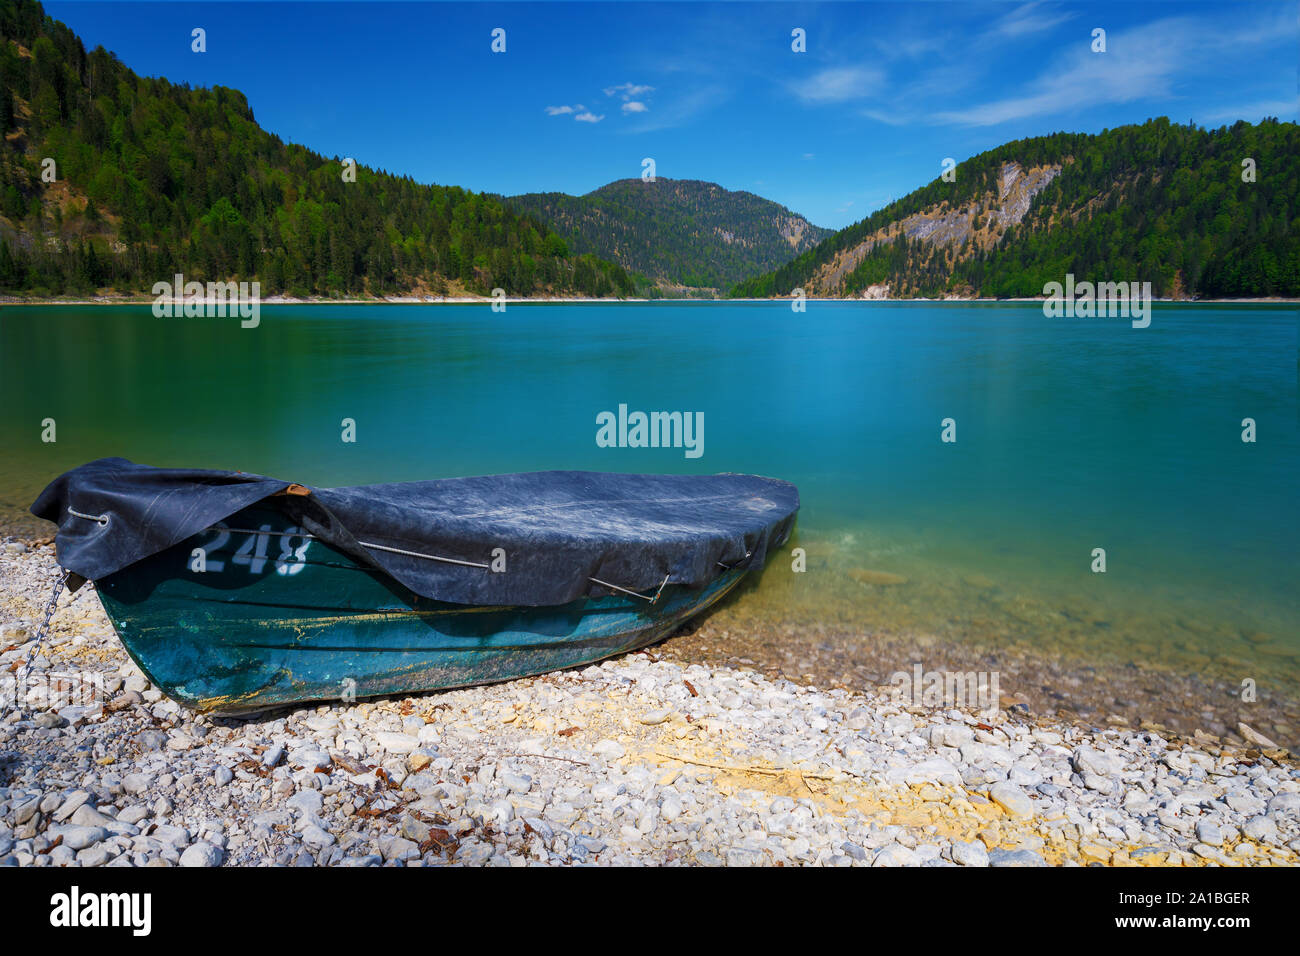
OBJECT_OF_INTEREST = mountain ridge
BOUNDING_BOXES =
[504,178,831,296]
[3,2,1294,302]
[731,118,1300,299]
[0,0,634,298]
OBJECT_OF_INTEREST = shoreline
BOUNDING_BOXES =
[3,295,1297,306]
[5,522,1297,748]
[4,518,1296,757]
[2,543,1296,867]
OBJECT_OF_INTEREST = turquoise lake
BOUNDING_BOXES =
[1,302,1296,734]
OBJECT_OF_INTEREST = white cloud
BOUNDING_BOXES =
[605,82,655,100]
[994,2,1073,37]
[552,83,654,123]
[802,152,815,160]
[1196,97,1299,124]
[860,106,911,126]
[933,50,1177,126]
[793,66,885,103]
[624,83,728,133]
[546,103,606,123]
[933,12,1297,127]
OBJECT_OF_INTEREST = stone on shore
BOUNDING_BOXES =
[989,782,1034,819]
[2,542,1298,870]
[180,842,224,867]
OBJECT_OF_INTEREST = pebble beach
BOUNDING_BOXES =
[2,540,1297,868]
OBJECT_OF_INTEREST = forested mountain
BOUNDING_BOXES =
[731,118,1300,299]
[5,0,1291,303]
[505,179,830,295]
[0,0,633,298]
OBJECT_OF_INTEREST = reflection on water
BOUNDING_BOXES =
[1,302,1296,740]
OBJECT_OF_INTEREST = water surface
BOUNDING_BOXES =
[1,302,1295,737]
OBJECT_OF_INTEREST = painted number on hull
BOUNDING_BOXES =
[231,526,272,573]
[275,529,311,576]
[199,524,310,576]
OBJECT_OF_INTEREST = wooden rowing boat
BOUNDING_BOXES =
[96,503,749,712]
[33,461,799,713]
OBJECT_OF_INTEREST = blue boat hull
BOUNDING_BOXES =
[95,504,745,712]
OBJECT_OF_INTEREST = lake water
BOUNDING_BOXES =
[1,302,1296,739]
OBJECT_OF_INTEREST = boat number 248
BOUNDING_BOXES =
[189,524,311,575]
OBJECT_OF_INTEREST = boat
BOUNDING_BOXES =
[32,459,799,712]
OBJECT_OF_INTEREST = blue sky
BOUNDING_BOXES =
[45,1,1300,229]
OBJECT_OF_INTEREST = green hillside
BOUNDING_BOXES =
[505,178,830,295]
[0,0,633,298]
[731,118,1299,299]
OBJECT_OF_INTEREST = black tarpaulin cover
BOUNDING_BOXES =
[31,458,799,606]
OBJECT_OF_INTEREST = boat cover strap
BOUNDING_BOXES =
[31,458,799,607]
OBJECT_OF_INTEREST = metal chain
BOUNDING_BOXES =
[14,568,70,706]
